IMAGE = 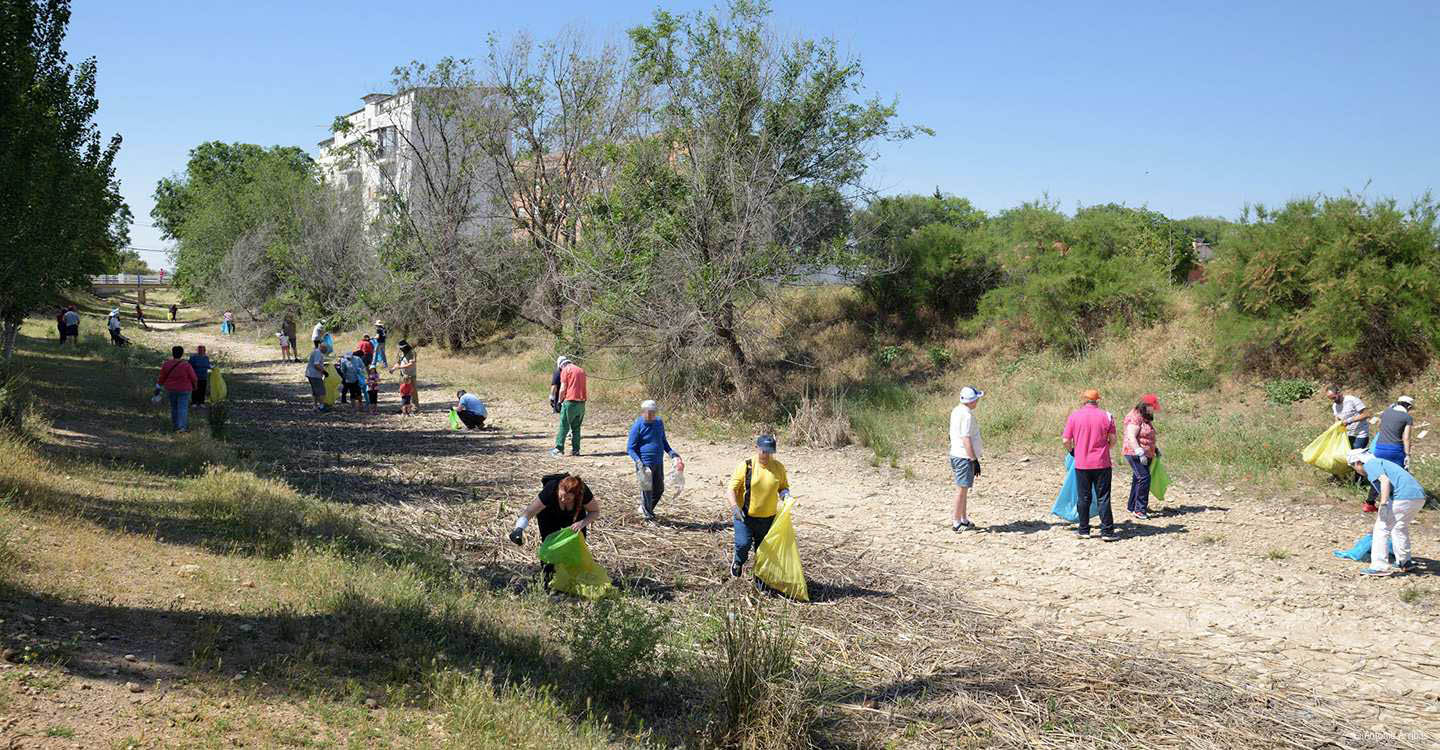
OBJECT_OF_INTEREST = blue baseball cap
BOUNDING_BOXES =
[756,435,778,453]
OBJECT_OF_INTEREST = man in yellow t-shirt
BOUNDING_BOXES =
[728,434,790,579]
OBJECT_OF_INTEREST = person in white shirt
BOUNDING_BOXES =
[311,321,326,349]
[304,343,329,412]
[1327,385,1370,489]
[947,386,984,531]
[107,309,122,346]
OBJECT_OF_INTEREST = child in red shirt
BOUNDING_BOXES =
[399,376,415,416]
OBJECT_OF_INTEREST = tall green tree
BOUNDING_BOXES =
[577,0,922,402]
[152,141,313,299]
[0,0,129,359]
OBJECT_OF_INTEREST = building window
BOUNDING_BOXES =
[346,172,361,189]
[374,127,397,158]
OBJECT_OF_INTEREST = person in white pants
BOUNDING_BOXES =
[1348,449,1425,576]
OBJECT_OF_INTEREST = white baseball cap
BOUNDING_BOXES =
[1397,395,1415,406]
[959,386,984,404]
[556,355,570,368]
[640,399,658,412]
[1347,449,1372,465]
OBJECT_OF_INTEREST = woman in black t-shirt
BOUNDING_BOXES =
[509,474,600,581]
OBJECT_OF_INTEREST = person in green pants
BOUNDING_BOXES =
[551,358,589,456]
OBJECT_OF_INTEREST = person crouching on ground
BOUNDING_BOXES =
[156,346,198,432]
[1349,449,1425,577]
[1063,389,1119,541]
[947,386,984,531]
[627,400,682,521]
[1373,396,1414,469]
[455,390,487,429]
[729,435,790,581]
[304,340,329,412]
[188,346,212,408]
[1122,393,1161,520]
[509,474,599,587]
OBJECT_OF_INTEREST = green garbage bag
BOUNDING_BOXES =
[447,409,463,431]
[1150,454,1170,502]
[537,529,582,568]
[549,534,614,600]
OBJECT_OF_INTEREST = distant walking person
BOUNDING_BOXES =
[311,320,326,350]
[282,317,298,360]
[276,331,294,362]
[1062,389,1119,541]
[221,310,236,335]
[169,304,178,321]
[107,309,123,346]
[947,386,984,531]
[155,346,198,432]
[548,356,569,414]
[729,435,790,580]
[55,308,66,342]
[1123,393,1161,519]
[304,341,329,412]
[134,303,149,331]
[389,340,418,409]
[454,390,488,429]
[62,305,80,345]
[1327,385,1370,492]
[1373,396,1414,468]
[1348,450,1425,576]
[551,357,588,456]
[372,320,388,367]
[627,400,682,521]
[188,346,212,407]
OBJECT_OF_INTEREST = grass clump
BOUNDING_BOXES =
[1262,378,1317,405]
[185,468,374,558]
[1398,585,1424,605]
[1265,548,1291,560]
[714,605,817,750]
[786,388,851,448]
[1162,354,1218,393]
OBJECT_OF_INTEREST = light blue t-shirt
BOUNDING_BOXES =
[458,393,486,417]
[1362,457,1425,501]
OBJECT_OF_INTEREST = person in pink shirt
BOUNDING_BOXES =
[1122,393,1161,520]
[551,358,588,456]
[1062,388,1118,541]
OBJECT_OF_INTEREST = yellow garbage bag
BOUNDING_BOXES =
[207,368,227,402]
[1301,421,1351,476]
[322,364,339,406]
[549,534,614,600]
[753,498,809,601]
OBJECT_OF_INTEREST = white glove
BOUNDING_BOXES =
[1139,455,1149,466]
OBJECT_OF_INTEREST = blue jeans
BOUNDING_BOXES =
[168,391,191,431]
[1125,455,1151,514]
[373,342,387,366]
[733,514,775,566]
[1074,467,1114,535]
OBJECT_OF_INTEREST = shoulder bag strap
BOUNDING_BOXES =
[742,459,753,515]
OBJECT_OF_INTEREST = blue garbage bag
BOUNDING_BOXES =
[1333,533,1393,563]
[1051,454,1102,523]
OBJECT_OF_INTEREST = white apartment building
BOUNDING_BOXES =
[315,91,414,212]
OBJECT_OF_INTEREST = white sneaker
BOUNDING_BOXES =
[549,448,562,457]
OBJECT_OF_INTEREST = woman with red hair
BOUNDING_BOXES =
[509,473,601,585]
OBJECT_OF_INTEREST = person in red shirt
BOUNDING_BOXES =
[551,359,588,456]
[357,335,375,366]
[1062,388,1118,541]
[155,345,198,432]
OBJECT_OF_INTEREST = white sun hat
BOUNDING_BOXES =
[641,399,659,412]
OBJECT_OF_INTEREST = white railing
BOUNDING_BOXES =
[90,274,171,286]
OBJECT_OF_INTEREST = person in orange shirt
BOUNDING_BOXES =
[551,357,588,456]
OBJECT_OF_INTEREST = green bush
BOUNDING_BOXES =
[855,195,999,322]
[974,250,1170,355]
[714,605,814,749]
[1206,195,1440,384]
[1162,355,1219,393]
[1263,378,1317,405]
[565,597,668,699]
[874,345,906,368]
[927,346,954,369]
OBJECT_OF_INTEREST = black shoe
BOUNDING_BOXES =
[730,562,742,578]
[1101,531,1119,542]
[958,519,975,530]
[1076,529,1091,539]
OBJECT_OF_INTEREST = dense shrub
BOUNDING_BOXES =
[855,194,998,322]
[566,597,668,699]
[1263,378,1317,405]
[1206,195,1440,384]
[1162,355,1219,392]
[973,250,1171,355]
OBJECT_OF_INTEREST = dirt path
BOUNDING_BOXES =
[184,330,1440,737]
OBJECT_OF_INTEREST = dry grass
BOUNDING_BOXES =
[786,388,852,448]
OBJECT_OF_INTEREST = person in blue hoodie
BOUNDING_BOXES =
[627,400,683,521]
[188,346,212,407]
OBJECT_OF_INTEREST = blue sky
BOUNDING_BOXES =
[69,0,1440,269]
